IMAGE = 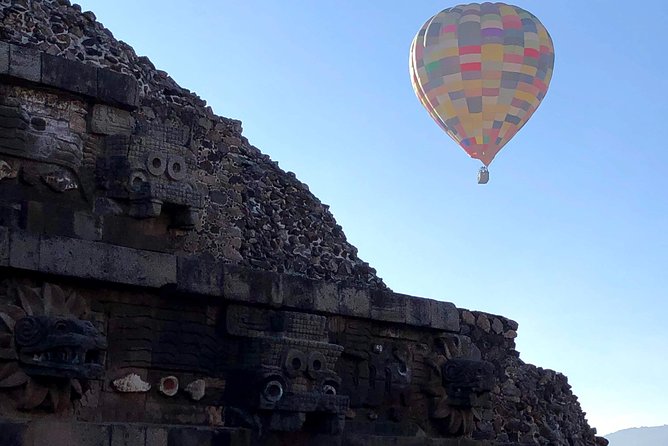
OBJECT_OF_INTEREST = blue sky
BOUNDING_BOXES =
[78,0,668,435]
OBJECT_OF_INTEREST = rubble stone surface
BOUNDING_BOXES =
[0,2,607,445]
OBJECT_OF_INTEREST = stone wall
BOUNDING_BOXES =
[0,226,604,446]
[0,229,485,446]
[1,0,385,288]
[459,311,600,445]
[0,1,608,445]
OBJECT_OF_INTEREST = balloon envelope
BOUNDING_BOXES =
[410,3,555,166]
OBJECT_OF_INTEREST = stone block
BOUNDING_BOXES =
[177,254,224,296]
[29,202,78,238]
[0,225,8,266]
[73,211,100,241]
[222,265,251,302]
[220,428,252,446]
[0,202,22,230]
[476,313,491,333]
[339,285,371,318]
[222,265,277,305]
[0,420,27,446]
[503,330,518,339]
[90,104,135,135]
[9,44,41,82]
[167,427,213,446]
[0,41,9,75]
[164,427,249,446]
[25,420,110,446]
[41,53,97,97]
[505,318,519,331]
[405,295,431,327]
[347,437,492,446]
[346,435,431,446]
[429,299,460,332]
[97,67,140,108]
[24,420,74,446]
[370,290,407,324]
[312,280,340,313]
[100,385,149,421]
[432,439,492,446]
[111,424,146,446]
[8,229,40,270]
[36,234,177,288]
[281,274,316,310]
[71,422,112,446]
[100,215,171,252]
[461,310,476,325]
[491,317,504,334]
[146,427,168,446]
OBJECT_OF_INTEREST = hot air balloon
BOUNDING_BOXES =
[409,2,555,183]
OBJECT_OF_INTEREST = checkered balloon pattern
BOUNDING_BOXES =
[410,3,555,166]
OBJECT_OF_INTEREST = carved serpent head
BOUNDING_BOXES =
[14,315,106,380]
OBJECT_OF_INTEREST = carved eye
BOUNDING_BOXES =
[322,381,338,396]
[306,351,326,378]
[14,316,45,347]
[284,349,306,377]
[443,363,456,379]
[54,320,68,332]
[129,172,147,192]
[398,362,409,376]
[262,378,284,403]
[166,156,187,181]
[30,117,46,131]
[147,153,166,176]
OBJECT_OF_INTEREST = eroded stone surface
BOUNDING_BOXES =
[0,0,386,288]
[0,281,106,414]
[185,379,206,401]
[0,159,16,180]
[0,1,605,445]
[112,374,151,393]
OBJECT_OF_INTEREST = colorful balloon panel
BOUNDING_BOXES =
[409,32,451,137]
[410,2,555,166]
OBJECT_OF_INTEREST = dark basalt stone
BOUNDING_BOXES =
[0,1,603,445]
[14,315,106,380]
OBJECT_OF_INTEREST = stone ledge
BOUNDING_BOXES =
[42,52,97,97]
[5,228,176,288]
[1,227,459,332]
[0,419,251,446]
[219,264,459,332]
[0,41,139,108]
[342,435,491,446]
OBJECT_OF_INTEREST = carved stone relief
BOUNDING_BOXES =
[330,319,418,426]
[97,119,204,229]
[0,159,17,181]
[330,318,495,438]
[422,334,494,436]
[222,305,349,434]
[0,89,86,193]
[0,282,106,413]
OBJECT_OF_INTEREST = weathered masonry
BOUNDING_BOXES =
[0,2,607,445]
